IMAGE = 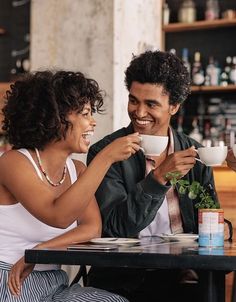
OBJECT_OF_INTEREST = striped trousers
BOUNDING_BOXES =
[0,262,128,302]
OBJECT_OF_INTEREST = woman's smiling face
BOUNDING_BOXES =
[128,81,180,136]
[66,103,96,153]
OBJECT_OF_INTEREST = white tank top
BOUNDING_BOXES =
[0,149,77,270]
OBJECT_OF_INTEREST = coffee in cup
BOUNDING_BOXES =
[140,134,168,156]
[197,146,228,166]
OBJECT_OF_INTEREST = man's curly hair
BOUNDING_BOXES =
[125,50,191,105]
[2,70,104,150]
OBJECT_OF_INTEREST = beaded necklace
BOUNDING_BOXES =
[35,148,67,187]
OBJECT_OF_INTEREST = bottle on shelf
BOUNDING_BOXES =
[169,48,176,55]
[10,57,30,80]
[220,56,232,86]
[225,56,232,77]
[202,121,212,147]
[162,2,170,25]
[205,0,220,21]
[197,97,205,134]
[229,56,236,85]
[224,118,235,148]
[178,0,197,23]
[181,48,191,74]
[192,52,205,86]
[189,117,203,143]
[205,56,220,86]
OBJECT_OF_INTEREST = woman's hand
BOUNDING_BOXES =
[8,256,35,296]
[103,132,141,163]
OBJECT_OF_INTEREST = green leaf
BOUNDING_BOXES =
[179,186,186,194]
[178,179,189,186]
[164,172,219,209]
[188,191,197,199]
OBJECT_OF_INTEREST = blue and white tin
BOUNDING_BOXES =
[198,209,224,247]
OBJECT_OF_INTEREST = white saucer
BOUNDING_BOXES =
[158,233,198,242]
[90,237,140,245]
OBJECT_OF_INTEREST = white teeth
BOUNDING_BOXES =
[82,131,94,138]
[135,119,151,125]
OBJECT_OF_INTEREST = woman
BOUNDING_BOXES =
[0,70,141,301]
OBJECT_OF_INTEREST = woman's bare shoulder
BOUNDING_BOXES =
[0,150,24,164]
[0,150,33,183]
[72,159,87,177]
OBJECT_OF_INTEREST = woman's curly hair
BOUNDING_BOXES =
[2,70,104,150]
[125,50,191,105]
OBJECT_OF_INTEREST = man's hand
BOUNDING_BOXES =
[153,146,197,184]
[8,256,35,296]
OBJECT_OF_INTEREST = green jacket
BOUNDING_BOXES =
[87,124,218,237]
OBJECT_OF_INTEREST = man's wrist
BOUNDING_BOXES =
[227,159,236,164]
[153,169,167,185]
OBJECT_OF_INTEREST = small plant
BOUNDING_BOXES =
[165,171,220,209]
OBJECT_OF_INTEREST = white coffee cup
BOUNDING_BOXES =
[232,144,236,157]
[197,146,228,166]
[140,134,168,156]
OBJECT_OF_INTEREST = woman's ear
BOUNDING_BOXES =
[169,103,181,116]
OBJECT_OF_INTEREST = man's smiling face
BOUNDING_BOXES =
[128,81,180,136]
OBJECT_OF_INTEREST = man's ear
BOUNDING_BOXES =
[169,103,181,115]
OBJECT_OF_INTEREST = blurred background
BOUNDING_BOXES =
[0,0,162,159]
[1,0,236,157]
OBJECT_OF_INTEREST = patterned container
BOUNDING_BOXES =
[198,209,224,247]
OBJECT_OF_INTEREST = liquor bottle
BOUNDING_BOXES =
[225,56,232,77]
[202,121,212,147]
[181,48,191,74]
[169,48,176,55]
[192,52,205,86]
[163,2,170,25]
[220,56,232,86]
[229,56,236,85]
[205,0,220,20]
[205,56,220,86]
[189,117,203,143]
[224,118,235,147]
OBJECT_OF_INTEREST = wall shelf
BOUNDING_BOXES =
[191,85,236,93]
[163,18,236,32]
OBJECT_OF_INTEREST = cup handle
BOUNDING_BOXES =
[139,147,145,153]
[195,157,205,165]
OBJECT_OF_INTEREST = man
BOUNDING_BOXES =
[86,50,218,302]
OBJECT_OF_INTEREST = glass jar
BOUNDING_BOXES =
[178,0,197,23]
[205,0,219,20]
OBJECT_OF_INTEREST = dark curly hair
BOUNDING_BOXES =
[2,70,104,150]
[125,50,191,105]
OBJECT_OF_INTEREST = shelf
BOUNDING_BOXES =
[191,85,236,93]
[163,18,236,32]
